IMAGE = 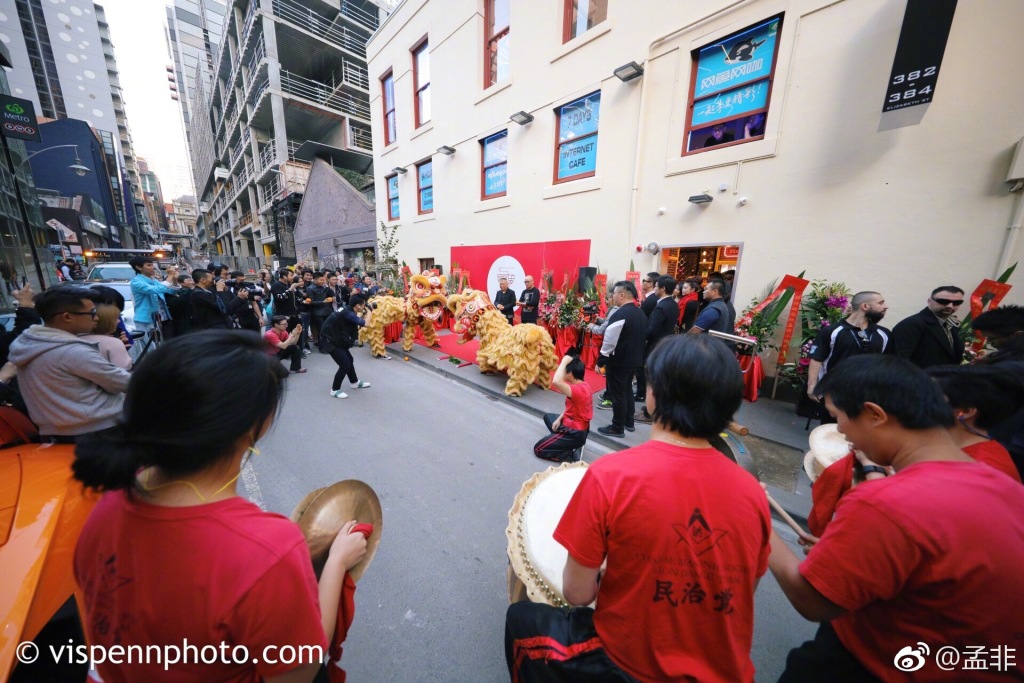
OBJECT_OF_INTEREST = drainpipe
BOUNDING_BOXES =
[996,179,1024,277]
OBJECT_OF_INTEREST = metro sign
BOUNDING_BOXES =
[0,95,40,142]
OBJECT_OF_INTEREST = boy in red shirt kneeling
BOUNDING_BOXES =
[533,355,592,463]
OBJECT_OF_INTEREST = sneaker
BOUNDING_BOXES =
[330,389,348,399]
[624,425,636,432]
[595,399,613,410]
[634,412,653,424]
[375,354,391,360]
[597,426,625,437]
[290,368,307,374]
[302,350,310,358]
[633,394,645,402]
[353,381,371,389]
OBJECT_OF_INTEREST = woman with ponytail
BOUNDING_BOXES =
[72,330,366,682]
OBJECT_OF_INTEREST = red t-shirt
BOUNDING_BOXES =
[801,461,1024,682]
[264,328,287,354]
[963,440,1022,483]
[561,381,593,431]
[74,493,327,682]
[554,441,770,682]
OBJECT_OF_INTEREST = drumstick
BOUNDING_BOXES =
[765,492,809,538]
[727,421,749,436]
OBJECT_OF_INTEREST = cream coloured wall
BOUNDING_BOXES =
[368,0,1024,324]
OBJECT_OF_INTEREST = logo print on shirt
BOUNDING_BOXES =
[672,508,728,556]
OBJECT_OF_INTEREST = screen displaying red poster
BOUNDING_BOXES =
[450,239,591,304]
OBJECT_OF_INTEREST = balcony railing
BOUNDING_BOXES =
[350,123,372,151]
[340,0,379,32]
[340,58,369,91]
[249,78,270,111]
[279,70,370,120]
[272,0,368,57]
[245,38,266,83]
[287,139,303,161]
[259,142,278,172]
[241,0,260,46]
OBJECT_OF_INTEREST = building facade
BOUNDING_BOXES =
[0,0,148,246]
[367,0,1024,329]
[165,0,227,174]
[187,0,383,268]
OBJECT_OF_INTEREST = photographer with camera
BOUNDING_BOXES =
[320,294,374,399]
[227,271,263,333]
[533,354,592,463]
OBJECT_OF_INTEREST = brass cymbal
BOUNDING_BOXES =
[294,480,383,583]
[290,487,326,523]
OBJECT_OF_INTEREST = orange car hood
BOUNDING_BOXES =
[0,444,95,680]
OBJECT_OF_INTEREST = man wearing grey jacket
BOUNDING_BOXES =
[9,285,131,442]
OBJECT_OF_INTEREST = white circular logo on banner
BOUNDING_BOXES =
[487,255,526,304]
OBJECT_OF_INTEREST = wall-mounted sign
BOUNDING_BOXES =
[46,218,78,243]
[882,0,957,113]
[0,95,41,142]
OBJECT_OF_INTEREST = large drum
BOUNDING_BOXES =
[506,461,590,608]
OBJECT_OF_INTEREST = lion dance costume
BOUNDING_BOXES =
[447,288,559,396]
[361,271,449,358]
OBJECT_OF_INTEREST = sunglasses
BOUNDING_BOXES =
[65,308,98,318]
[932,298,963,306]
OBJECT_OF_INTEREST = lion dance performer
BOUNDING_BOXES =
[447,288,559,397]
[361,271,449,358]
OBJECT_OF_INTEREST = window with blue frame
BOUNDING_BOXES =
[387,174,400,221]
[554,91,600,183]
[481,130,508,199]
[683,14,783,154]
[417,161,433,214]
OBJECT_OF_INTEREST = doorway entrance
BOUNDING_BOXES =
[660,244,741,282]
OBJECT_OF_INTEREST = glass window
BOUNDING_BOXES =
[381,71,396,145]
[387,175,400,221]
[413,41,430,127]
[417,161,433,214]
[564,0,607,42]
[485,0,510,87]
[683,15,782,155]
[481,130,508,199]
[554,91,600,183]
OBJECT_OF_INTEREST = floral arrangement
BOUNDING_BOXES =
[777,279,851,388]
[735,299,780,355]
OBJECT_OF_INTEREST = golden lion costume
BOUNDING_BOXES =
[361,271,448,358]
[447,289,559,397]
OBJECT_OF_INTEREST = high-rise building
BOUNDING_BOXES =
[165,0,226,184]
[187,0,383,265]
[0,0,149,245]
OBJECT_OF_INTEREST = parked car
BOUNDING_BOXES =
[0,442,94,681]
[85,261,135,282]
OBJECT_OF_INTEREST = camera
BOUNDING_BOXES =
[366,302,378,311]
[582,301,599,315]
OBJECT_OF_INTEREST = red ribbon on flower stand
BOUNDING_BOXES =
[737,353,765,402]
[554,326,578,358]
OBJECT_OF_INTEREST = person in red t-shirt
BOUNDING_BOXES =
[507,335,770,683]
[768,356,1024,682]
[928,362,1024,483]
[533,354,592,463]
[71,331,368,683]
[265,314,306,374]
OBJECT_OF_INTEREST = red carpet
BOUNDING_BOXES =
[419,331,607,393]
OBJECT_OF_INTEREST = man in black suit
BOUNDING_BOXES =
[494,278,517,325]
[189,269,247,330]
[634,272,660,401]
[892,286,965,369]
[636,275,679,423]
[596,281,647,437]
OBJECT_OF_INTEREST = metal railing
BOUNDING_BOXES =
[241,0,260,46]
[286,139,304,160]
[279,69,370,120]
[272,0,369,57]
[340,0,379,32]
[249,78,270,111]
[259,142,278,172]
[245,37,266,82]
[341,58,369,90]
[350,123,372,151]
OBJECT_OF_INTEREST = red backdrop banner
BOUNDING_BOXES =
[450,240,591,303]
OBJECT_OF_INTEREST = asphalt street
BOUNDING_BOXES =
[249,349,817,682]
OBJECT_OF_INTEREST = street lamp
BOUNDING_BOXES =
[17,144,93,177]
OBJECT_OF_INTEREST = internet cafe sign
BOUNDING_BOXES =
[0,95,41,142]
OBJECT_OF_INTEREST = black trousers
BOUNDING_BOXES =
[505,602,638,683]
[329,347,358,391]
[276,345,302,371]
[533,413,588,462]
[606,366,636,431]
[780,622,878,682]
